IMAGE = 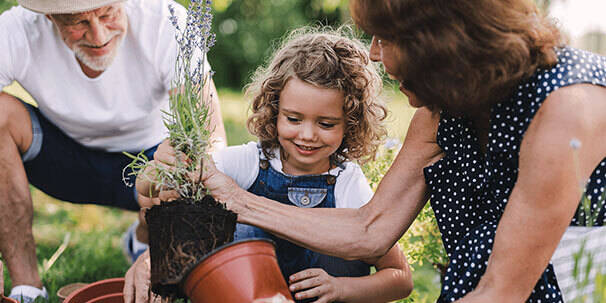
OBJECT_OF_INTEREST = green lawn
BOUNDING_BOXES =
[1,83,440,302]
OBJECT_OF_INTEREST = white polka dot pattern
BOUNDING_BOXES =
[423,47,606,302]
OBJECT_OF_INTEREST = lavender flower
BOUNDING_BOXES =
[123,0,218,201]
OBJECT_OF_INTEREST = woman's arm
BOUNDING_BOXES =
[459,84,606,302]
[288,243,412,303]
[203,107,443,259]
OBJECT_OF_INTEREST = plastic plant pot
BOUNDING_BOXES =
[57,282,88,302]
[63,278,124,303]
[183,239,293,303]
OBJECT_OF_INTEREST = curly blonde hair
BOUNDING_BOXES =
[246,26,387,165]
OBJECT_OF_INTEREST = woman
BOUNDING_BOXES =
[145,0,606,302]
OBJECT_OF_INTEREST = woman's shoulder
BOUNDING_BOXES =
[535,47,606,87]
[489,47,606,151]
[532,82,606,138]
[512,47,606,100]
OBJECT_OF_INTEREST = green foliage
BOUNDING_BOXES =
[2,196,134,303]
[400,204,448,270]
[125,0,217,201]
[361,146,446,302]
[176,0,350,89]
[595,270,606,302]
[568,139,606,302]
[576,190,606,227]
[570,239,606,303]
[361,147,447,269]
[0,0,17,14]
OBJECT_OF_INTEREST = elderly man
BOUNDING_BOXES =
[0,0,226,301]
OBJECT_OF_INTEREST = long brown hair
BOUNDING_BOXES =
[351,0,562,115]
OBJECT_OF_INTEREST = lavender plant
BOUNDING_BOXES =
[563,138,606,302]
[124,0,217,202]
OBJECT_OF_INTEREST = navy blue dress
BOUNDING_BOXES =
[424,47,606,302]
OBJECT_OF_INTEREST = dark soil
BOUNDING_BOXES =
[145,196,237,299]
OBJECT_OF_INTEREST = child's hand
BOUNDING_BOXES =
[153,139,191,169]
[136,140,187,203]
[289,268,343,303]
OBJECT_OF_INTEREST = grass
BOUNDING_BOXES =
[1,81,438,302]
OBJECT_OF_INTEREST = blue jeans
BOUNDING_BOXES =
[21,102,158,211]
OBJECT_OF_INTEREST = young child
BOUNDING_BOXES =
[131,28,413,303]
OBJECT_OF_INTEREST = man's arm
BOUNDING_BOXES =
[459,84,606,302]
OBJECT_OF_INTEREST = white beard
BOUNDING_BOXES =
[73,31,124,72]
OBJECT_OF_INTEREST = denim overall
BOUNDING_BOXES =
[234,151,370,301]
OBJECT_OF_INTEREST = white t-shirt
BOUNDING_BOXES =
[212,142,374,209]
[0,0,209,152]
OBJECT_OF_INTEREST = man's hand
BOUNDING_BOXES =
[123,250,160,303]
[288,268,343,303]
[136,140,184,205]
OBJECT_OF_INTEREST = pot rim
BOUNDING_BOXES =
[63,278,125,303]
[179,238,276,288]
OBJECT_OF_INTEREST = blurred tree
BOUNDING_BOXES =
[177,0,350,89]
[0,0,17,13]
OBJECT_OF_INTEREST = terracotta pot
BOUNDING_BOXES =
[63,278,124,303]
[1,296,18,303]
[57,282,88,302]
[183,239,293,303]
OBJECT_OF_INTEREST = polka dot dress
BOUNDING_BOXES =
[423,47,606,302]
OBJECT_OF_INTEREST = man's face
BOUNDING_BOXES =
[48,3,127,72]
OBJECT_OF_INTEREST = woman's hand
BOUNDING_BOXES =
[288,268,343,303]
[199,155,245,212]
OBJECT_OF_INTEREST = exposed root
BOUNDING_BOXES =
[146,197,237,299]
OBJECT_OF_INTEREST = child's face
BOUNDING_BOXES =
[277,77,345,176]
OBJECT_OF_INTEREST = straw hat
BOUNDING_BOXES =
[17,0,126,14]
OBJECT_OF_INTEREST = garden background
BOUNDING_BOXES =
[1,0,603,302]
